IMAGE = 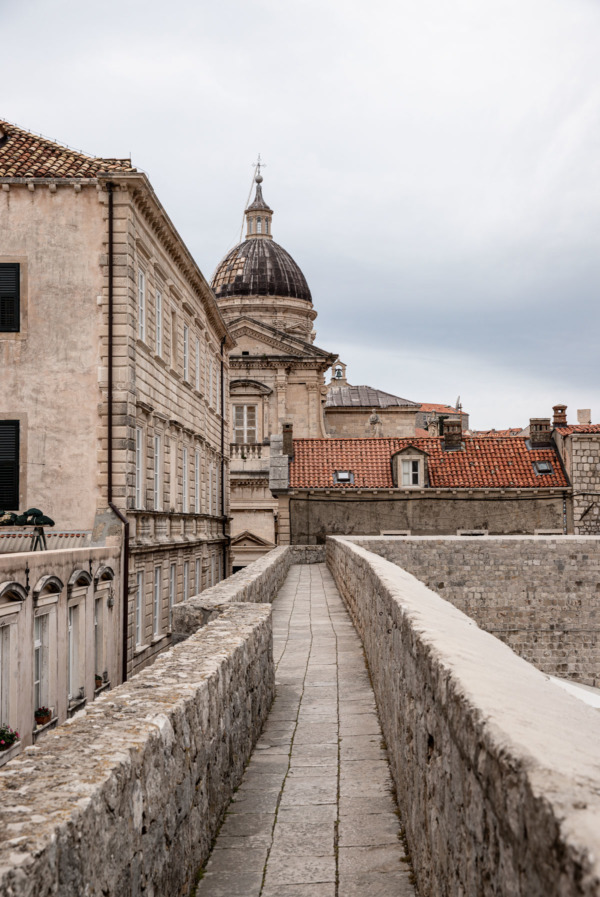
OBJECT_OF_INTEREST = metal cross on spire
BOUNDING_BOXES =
[253,154,266,182]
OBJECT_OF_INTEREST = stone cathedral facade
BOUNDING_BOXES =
[211,170,337,568]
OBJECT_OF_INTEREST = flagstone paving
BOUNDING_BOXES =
[196,564,416,897]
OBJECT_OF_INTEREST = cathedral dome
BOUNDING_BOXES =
[211,238,312,303]
[211,167,312,304]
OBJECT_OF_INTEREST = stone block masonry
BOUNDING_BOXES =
[327,536,600,897]
[0,600,273,896]
[352,535,600,686]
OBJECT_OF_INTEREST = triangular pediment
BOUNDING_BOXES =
[228,316,336,360]
[230,530,276,549]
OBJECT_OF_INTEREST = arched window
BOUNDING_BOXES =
[335,366,343,379]
[248,218,253,234]
[265,218,269,234]
[257,218,262,234]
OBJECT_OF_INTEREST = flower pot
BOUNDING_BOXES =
[95,677,103,690]
[35,712,51,727]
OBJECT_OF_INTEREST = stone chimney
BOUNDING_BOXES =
[443,418,463,450]
[552,404,567,427]
[529,418,552,447]
[577,409,592,425]
[282,422,293,457]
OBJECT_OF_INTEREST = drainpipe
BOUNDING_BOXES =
[106,181,130,683]
[220,335,228,578]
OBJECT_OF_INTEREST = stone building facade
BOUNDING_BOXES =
[0,120,234,676]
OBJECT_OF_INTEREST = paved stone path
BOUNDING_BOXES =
[197,564,416,897]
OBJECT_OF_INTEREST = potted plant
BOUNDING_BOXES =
[0,723,19,750]
[34,706,52,727]
[95,674,103,690]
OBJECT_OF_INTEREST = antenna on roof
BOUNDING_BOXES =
[455,395,461,410]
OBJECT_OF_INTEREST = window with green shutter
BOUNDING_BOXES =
[0,264,20,332]
[0,421,19,509]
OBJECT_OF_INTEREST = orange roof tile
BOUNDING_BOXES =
[418,403,465,414]
[290,437,568,490]
[555,425,600,435]
[471,428,523,437]
[0,119,136,179]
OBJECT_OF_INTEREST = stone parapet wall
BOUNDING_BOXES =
[0,600,273,896]
[327,536,600,897]
[172,543,325,637]
[349,535,600,686]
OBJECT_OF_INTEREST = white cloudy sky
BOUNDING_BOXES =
[3,0,599,428]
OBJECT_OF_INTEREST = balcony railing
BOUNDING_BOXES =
[230,443,270,471]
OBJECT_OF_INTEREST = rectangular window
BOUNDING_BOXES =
[216,361,220,413]
[0,420,19,509]
[209,358,214,406]
[156,290,162,356]
[183,324,189,381]
[194,450,200,514]
[208,463,213,516]
[135,427,144,509]
[153,567,161,637]
[0,263,20,333]
[138,270,146,341]
[135,571,143,646]
[67,604,80,701]
[0,625,9,725]
[402,460,420,486]
[94,598,104,685]
[154,434,161,510]
[195,338,200,391]
[233,405,257,444]
[183,561,189,600]
[34,614,50,712]
[195,557,201,594]
[171,310,177,368]
[182,446,189,513]
[169,562,177,628]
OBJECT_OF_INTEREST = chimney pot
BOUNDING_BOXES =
[552,404,567,427]
[443,417,463,450]
[577,409,592,425]
[529,418,552,447]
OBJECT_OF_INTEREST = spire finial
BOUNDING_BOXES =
[254,154,265,184]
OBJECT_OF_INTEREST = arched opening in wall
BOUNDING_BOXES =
[257,218,262,234]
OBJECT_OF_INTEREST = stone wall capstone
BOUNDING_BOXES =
[326,535,600,897]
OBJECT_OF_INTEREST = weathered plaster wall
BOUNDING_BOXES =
[351,535,600,685]
[0,601,273,897]
[288,492,566,542]
[0,184,105,529]
[327,536,600,897]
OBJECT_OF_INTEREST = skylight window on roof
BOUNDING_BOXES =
[534,460,553,475]
[334,470,354,484]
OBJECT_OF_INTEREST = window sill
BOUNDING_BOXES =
[94,682,111,696]
[134,643,150,656]
[0,741,22,767]
[33,717,58,741]
[154,353,168,368]
[151,634,167,645]
[136,338,150,354]
[67,697,87,718]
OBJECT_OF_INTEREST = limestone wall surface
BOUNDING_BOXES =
[0,601,273,897]
[350,535,600,686]
[327,536,600,897]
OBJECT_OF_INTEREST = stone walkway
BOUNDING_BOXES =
[196,564,416,897]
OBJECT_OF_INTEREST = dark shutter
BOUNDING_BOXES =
[0,264,20,332]
[0,421,19,509]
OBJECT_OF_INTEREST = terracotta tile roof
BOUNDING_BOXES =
[471,428,523,437]
[0,119,136,179]
[325,385,418,408]
[555,424,600,436]
[290,437,568,490]
[415,427,431,437]
[418,402,464,414]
